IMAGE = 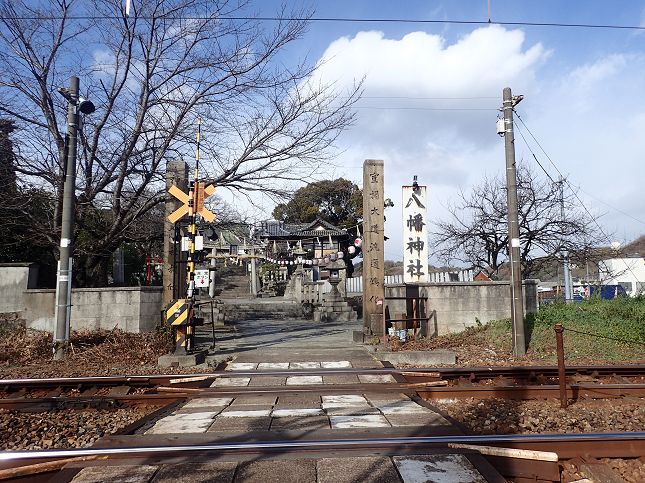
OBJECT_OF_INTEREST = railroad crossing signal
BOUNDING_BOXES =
[166,299,193,326]
[166,298,194,354]
[167,183,216,223]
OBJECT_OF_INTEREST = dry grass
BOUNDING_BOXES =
[0,324,174,369]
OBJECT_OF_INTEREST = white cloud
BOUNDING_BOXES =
[312,25,549,189]
[304,24,645,260]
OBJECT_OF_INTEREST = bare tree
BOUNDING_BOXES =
[430,164,607,280]
[0,0,361,286]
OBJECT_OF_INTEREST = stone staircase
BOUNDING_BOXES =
[213,262,251,298]
[220,300,305,322]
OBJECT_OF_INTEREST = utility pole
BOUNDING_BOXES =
[502,87,525,357]
[53,77,94,359]
[560,176,573,303]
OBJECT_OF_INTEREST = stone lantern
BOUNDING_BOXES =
[314,258,357,323]
[291,246,307,303]
[325,258,345,301]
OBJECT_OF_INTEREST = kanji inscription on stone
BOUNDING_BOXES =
[363,159,385,335]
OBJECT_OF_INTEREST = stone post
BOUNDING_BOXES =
[362,160,385,335]
[163,161,188,307]
[113,248,125,285]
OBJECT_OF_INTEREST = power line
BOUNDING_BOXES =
[514,113,645,228]
[5,15,645,31]
[360,96,499,100]
[356,107,497,111]
[513,112,644,287]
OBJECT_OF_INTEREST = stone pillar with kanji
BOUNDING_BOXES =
[362,159,385,336]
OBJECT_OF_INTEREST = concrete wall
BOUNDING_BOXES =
[383,280,539,336]
[22,287,163,333]
[0,263,39,313]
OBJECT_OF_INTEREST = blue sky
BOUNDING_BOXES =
[246,1,645,263]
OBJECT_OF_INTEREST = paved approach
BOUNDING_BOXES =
[67,317,506,483]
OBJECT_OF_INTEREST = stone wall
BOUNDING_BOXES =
[0,263,39,314]
[22,287,163,333]
[383,280,539,336]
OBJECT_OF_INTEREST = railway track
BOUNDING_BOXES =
[3,364,645,481]
[4,364,645,412]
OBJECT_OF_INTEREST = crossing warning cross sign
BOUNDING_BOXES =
[167,184,216,223]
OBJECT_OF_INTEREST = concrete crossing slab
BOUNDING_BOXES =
[286,375,323,385]
[270,416,330,431]
[226,362,258,371]
[163,411,219,420]
[325,406,380,416]
[385,413,453,427]
[271,408,324,417]
[175,406,227,415]
[257,362,289,370]
[151,462,237,483]
[249,376,287,386]
[393,454,487,483]
[376,401,434,415]
[207,416,271,432]
[210,377,250,387]
[322,374,360,385]
[219,408,272,418]
[68,465,159,483]
[289,361,320,369]
[321,395,369,408]
[317,457,400,483]
[275,395,321,407]
[146,418,213,434]
[320,360,352,368]
[183,397,233,408]
[358,374,396,384]
[330,414,391,428]
[230,395,277,406]
[234,458,317,483]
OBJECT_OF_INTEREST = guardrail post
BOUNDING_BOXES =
[555,323,567,408]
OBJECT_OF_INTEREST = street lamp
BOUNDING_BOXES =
[53,76,94,360]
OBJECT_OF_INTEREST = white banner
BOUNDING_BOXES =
[402,185,428,283]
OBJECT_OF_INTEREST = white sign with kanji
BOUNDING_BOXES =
[194,269,210,287]
[402,185,428,283]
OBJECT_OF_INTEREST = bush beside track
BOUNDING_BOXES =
[379,296,645,366]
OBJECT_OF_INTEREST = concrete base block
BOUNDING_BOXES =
[158,350,206,367]
[352,330,365,343]
[321,311,357,323]
[374,349,456,366]
[369,314,383,336]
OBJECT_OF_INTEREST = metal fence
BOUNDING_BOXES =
[345,270,473,293]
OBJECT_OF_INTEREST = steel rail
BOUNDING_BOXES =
[3,364,645,388]
[5,382,645,412]
[417,383,645,400]
[2,432,645,462]
[0,382,423,411]
[6,381,644,412]
[0,394,183,411]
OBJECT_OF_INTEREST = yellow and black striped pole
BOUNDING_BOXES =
[166,118,216,354]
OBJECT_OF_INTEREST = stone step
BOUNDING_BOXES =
[221,302,305,321]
